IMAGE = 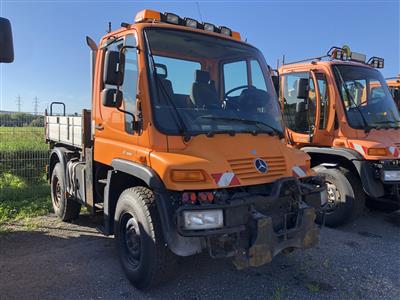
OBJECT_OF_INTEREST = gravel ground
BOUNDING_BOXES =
[0,209,399,300]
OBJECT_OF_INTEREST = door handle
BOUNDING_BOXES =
[95,124,104,131]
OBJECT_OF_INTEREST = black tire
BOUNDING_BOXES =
[114,186,176,290]
[316,167,365,227]
[50,163,81,221]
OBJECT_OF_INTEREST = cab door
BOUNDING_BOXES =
[94,32,141,165]
[311,70,333,145]
[281,71,317,145]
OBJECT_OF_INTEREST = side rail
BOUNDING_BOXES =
[45,102,92,149]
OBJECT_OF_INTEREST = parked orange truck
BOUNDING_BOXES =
[277,46,400,227]
[45,9,326,289]
[386,74,400,111]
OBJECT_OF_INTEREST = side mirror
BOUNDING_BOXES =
[296,78,309,99]
[103,50,125,86]
[154,63,168,78]
[102,88,123,108]
[271,75,279,95]
[0,17,14,63]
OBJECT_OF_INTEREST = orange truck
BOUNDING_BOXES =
[277,46,400,227]
[386,74,400,111]
[45,9,326,289]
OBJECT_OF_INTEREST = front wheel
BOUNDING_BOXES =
[315,167,365,227]
[114,187,176,290]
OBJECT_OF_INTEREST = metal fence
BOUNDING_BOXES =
[0,111,49,202]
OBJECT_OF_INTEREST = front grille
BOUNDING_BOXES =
[228,156,287,183]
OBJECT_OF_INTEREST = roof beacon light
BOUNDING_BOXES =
[203,22,216,32]
[350,52,366,63]
[185,17,199,29]
[134,9,161,23]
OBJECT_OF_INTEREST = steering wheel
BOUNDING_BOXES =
[224,85,254,100]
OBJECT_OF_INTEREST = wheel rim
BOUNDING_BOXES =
[121,213,141,268]
[52,177,62,208]
[325,181,342,213]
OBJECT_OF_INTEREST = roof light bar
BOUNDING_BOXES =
[368,57,384,69]
[203,22,216,32]
[163,12,180,24]
[184,17,199,29]
[219,26,232,36]
[134,9,241,40]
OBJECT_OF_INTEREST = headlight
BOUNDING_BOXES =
[183,210,223,230]
[383,170,400,182]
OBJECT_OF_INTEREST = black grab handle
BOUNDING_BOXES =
[50,102,66,116]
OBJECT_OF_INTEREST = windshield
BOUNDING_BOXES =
[144,28,283,136]
[333,65,400,129]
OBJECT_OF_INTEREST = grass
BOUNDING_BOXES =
[0,126,51,231]
[0,173,51,229]
[0,127,47,151]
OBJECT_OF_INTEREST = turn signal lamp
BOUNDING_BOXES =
[171,170,206,182]
[367,148,387,156]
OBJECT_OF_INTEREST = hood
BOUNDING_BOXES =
[150,134,309,191]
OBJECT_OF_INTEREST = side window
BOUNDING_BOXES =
[223,60,247,96]
[282,72,316,134]
[121,35,138,134]
[316,73,329,129]
[250,60,267,91]
[102,35,138,134]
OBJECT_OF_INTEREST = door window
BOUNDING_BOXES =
[316,73,329,129]
[282,72,316,134]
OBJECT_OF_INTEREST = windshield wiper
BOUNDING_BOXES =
[144,32,190,139]
[334,66,371,132]
[200,116,283,137]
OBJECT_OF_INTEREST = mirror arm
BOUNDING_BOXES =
[116,106,140,132]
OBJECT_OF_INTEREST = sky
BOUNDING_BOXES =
[0,0,399,113]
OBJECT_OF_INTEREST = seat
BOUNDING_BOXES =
[190,70,219,108]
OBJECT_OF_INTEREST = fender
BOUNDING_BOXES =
[302,147,385,198]
[103,159,203,256]
[49,147,73,183]
[111,158,164,189]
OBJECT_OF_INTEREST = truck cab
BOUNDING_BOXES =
[46,10,326,289]
[279,46,400,227]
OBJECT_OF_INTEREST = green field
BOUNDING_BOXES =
[0,126,51,229]
[0,126,47,151]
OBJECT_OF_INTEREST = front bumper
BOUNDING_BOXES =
[359,160,400,202]
[164,176,325,268]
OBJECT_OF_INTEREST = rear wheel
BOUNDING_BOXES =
[50,163,81,221]
[114,187,176,290]
[316,167,365,227]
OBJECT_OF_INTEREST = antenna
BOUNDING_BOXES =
[195,2,204,22]
[108,22,112,33]
[16,95,21,112]
[33,96,39,115]
[282,54,285,65]
[276,58,279,70]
